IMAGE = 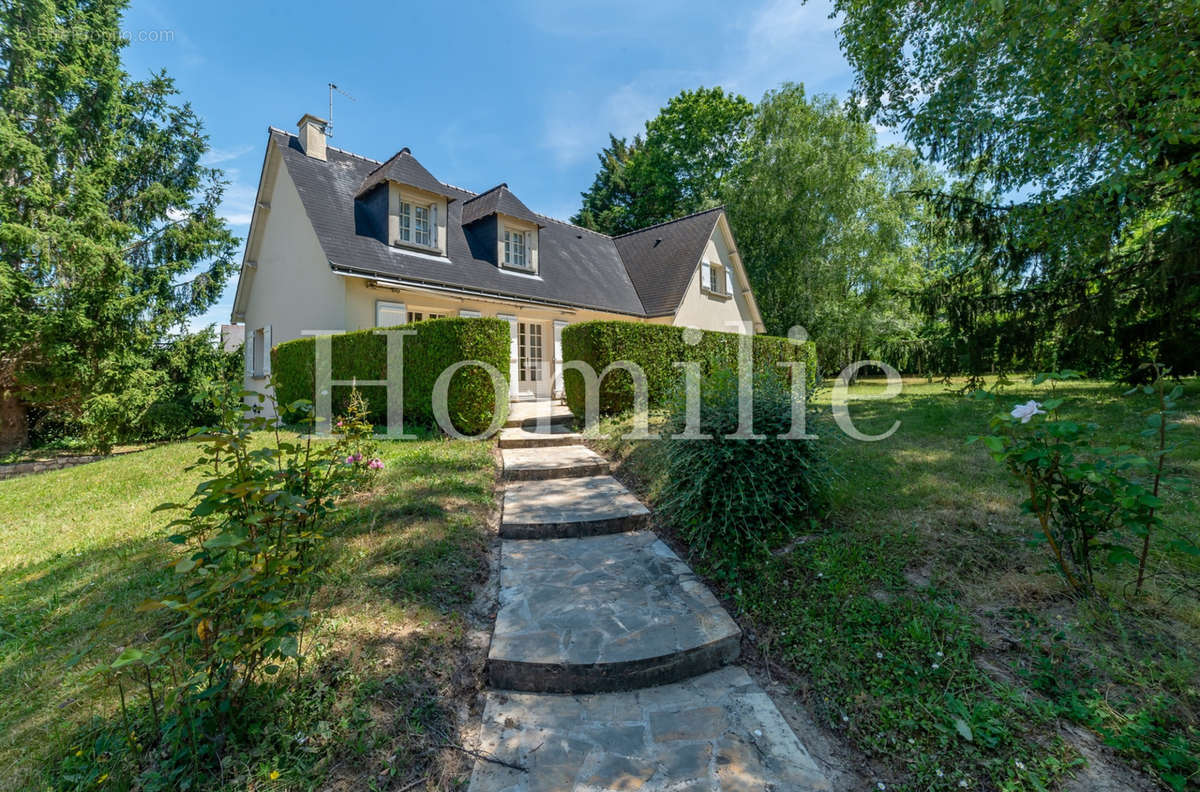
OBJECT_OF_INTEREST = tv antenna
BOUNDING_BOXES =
[327,82,356,138]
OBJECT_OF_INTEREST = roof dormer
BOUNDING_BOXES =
[354,148,453,256]
[460,184,542,274]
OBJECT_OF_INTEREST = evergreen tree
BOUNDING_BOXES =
[0,0,238,449]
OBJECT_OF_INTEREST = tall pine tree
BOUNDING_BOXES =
[0,0,238,450]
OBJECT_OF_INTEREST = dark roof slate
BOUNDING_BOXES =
[613,208,723,316]
[357,147,456,199]
[268,128,722,318]
[461,184,542,227]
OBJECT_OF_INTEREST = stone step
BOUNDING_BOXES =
[498,424,583,449]
[504,401,575,429]
[468,665,831,792]
[500,476,650,539]
[501,445,611,481]
[487,531,740,693]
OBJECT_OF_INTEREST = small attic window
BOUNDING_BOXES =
[504,228,529,270]
[397,200,438,248]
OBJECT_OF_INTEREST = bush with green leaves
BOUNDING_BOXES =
[561,321,817,416]
[272,317,509,435]
[655,368,831,566]
[85,383,364,787]
[971,368,1191,594]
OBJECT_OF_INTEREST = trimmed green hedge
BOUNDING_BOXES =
[562,321,818,416]
[272,317,510,434]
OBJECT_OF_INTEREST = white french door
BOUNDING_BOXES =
[517,321,550,399]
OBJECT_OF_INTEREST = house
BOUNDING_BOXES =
[231,114,765,401]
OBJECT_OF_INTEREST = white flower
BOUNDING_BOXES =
[1015,760,1026,771]
[1011,400,1047,423]
[876,652,884,659]
[932,663,940,670]
[936,769,944,777]
[877,783,887,791]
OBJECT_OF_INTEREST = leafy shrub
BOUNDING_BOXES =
[272,317,509,435]
[86,383,365,787]
[970,367,1191,594]
[561,321,817,416]
[655,368,831,564]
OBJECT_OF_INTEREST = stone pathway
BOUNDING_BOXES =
[468,402,829,791]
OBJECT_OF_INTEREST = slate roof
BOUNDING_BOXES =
[357,148,456,199]
[614,208,724,317]
[266,128,722,317]
[461,183,543,227]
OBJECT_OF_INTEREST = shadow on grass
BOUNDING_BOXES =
[1,436,497,790]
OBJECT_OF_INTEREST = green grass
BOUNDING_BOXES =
[0,432,496,791]
[592,375,1200,791]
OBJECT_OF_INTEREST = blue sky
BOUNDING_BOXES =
[119,0,861,331]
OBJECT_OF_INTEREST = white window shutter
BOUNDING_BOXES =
[700,260,711,291]
[725,268,734,295]
[262,325,272,375]
[459,309,481,318]
[244,331,253,377]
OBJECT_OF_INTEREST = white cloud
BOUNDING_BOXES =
[218,176,257,228]
[202,143,254,166]
[540,71,703,167]
[722,0,851,98]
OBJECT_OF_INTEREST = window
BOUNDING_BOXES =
[408,310,447,322]
[702,260,728,296]
[397,200,438,248]
[504,229,528,269]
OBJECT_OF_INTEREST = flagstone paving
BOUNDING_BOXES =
[469,402,828,791]
[501,475,650,538]
[501,445,611,481]
[487,531,741,693]
[469,667,831,792]
[498,424,584,449]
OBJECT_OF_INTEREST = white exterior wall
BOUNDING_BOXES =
[241,163,346,398]
[666,228,759,333]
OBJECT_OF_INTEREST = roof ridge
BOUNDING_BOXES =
[462,182,507,203]
[531,212,614,238]
[611,206,725,239]
[268,126,384,165]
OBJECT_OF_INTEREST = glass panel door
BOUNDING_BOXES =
[518,322,543,384]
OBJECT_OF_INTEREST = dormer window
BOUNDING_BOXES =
[505,229,528,269]
[387,184,446,254]
[398,200,438,248]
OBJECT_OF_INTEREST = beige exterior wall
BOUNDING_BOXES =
[667,226,759,333]
[241,161,346,397]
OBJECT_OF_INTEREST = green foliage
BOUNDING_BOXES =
[0,0,240,450]
[655,369,831,562]
[573,87,753,234]
[272,317,510,435]
[571,84,941,376]
[726,84,944,375]
[561,320,816,416]
[744,535,1075,791]
[834,0,1200,376]
[970,369,1192,594]
[1015,610,1200,791]
[85,384,363,788]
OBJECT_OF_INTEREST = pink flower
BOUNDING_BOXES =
[344,456,354,465]
[336,420,344,428]
[367,458,384,470]
[352,453,363,463]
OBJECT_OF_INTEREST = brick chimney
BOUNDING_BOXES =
[297,113,328,161]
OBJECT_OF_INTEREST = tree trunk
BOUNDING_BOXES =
[0,389,27,454]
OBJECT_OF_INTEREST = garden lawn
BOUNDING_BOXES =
[591,376,1200,792]
[0,432,496,791]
